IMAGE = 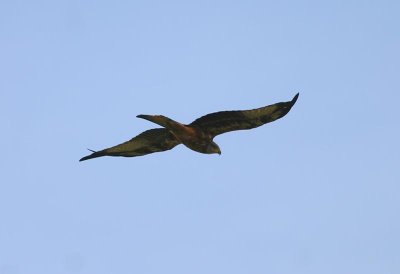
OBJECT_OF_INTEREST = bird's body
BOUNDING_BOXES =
[136,114,219,154]
[80,93,299,161]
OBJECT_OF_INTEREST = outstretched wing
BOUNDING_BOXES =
[79,128,180,161]
[190,93,299,137]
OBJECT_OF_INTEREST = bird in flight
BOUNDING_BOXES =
[79,93,299,161]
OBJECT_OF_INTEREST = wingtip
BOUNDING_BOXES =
[79,149,105,162]
[79,154,99,162]
[291,93,299,105]
[79,156,89,162]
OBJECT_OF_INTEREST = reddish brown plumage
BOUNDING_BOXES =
[80,93,298,161]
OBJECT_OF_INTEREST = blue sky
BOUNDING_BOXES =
[1,0,399,273]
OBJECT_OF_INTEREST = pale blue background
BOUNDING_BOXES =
[1,1,399,273]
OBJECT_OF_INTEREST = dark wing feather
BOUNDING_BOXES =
[190,93,299,137]
[79,128,180,161]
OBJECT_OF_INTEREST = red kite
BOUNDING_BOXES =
[79,93,299,161]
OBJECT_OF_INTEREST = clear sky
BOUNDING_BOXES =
[1,0,399,273]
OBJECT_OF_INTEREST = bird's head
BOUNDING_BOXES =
[207,141,221,155]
